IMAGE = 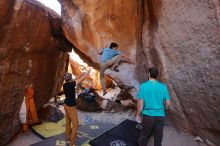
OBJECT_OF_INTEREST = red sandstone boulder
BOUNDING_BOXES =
[0,0,69,145]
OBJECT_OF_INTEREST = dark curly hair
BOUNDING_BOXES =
[148,67,159,79]
[109,42,118,49]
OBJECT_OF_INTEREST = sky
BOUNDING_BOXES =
[35,1,92,71]
[36,0,61,15]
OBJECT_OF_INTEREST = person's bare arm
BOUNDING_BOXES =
[121,54,135,64]
[136,99,143,122]
[137,99,143,115]
[165,100,171,110]
[164,85,171,110]
[75,68,91,85]
[98,49,103,55]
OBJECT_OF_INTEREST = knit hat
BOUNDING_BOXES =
[64,73,72,82]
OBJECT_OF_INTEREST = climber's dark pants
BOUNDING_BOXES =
[138,115,165,146]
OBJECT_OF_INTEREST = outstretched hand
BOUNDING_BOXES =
[76,68,92,85]
[85,68,92,76]
[87,68,92,73]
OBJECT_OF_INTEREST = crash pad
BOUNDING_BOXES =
[89,119,141,146]
[31,118,66,139]
[31,121,114,146]
[31,122,65,139]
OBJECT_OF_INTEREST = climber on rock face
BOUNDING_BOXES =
[99,42,134,96]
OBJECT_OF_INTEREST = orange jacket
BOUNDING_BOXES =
[25,86,38,123]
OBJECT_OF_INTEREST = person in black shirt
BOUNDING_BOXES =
[63,69,91,146]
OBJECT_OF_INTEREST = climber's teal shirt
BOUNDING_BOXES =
[137,80,170,117]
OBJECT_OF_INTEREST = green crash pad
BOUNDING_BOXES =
[31,122,65,139]
[31,118,66,139]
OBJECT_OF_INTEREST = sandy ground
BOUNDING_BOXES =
[7,88,209,146]
[7,109,207,146]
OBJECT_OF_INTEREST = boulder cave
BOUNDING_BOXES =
[0,0,219,145]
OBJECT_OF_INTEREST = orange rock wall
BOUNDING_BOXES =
[61,0,141,66]
[61,0,142,97]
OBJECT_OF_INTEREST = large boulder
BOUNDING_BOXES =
[0,0,69,145]
[60,0,220,144]
[142,0,220,144]
[61,0,141,96]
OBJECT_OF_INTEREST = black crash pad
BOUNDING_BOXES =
[89,119,141,146]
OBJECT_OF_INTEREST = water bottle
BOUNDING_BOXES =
[136,123,142,130]
[136,116,142,130]
[85,115,92,124]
